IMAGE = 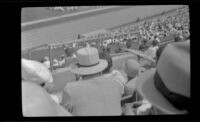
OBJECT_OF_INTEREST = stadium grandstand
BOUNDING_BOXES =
[22,5,190,116]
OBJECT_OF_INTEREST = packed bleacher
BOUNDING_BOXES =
[47,6,103,12]
[22,5,190,116]
[37,5,189,69]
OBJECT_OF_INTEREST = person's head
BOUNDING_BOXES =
[152,40,159,47]
[174,36,182,42]
[124,59,140,80]
[69,46,108,80]
[137,41,190,114]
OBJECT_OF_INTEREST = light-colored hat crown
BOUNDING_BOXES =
[70,47,108,75]
[157,42,190,97]
[124,59,140,78]
[77,47,99,66]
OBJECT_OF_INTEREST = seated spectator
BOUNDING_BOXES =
[59,55,66,66]
[136,41,190,114]
[144,40,159,59]
[62,46,124,116]
[53,59,59,67]
[123,59,145,96]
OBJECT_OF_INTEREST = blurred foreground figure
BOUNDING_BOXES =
[62,46,124,116]
[136,41,190,114]
[122,41,190,115]
[22,82,72,116]
[21,58,54,92]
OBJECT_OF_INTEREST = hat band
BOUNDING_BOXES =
[77,61,99,68]
[154,71,190,112]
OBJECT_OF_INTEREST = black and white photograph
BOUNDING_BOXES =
[21,5,190,116]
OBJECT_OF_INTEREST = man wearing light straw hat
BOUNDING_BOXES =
[61,46,125,116]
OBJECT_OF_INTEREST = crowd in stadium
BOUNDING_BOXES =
[40,5,189,69]
[22,5,190,116]
[47,6,79,11]
[22,40,190,116]
[47,6,103,12]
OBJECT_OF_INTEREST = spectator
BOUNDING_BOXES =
[123,59,145,96]
[59,55,66,66]
[61,46,124,116]
[53,59,59,67]
[136,41,190,114]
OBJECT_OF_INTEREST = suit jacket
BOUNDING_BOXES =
[62,76,123,116]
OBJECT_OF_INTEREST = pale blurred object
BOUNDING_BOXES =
[50,94,60,104]
[144,46,158,59]
[22,82,72,116]
[53,59,59,67]
[43,56,50,69]
[136,100,152,115]
[22,58,53,85]
[59,55,66,66]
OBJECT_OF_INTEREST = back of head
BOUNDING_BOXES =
[124,59,140,78]
[22,82,72,116]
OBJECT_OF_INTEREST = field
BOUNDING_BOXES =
[22,5,182,64]
[22,5,181,51]
[22,6,103,23]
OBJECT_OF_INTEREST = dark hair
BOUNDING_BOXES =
[156,46,166,62]
[174,36,182,42]
[152,40,158,47]
[99,51,112,74]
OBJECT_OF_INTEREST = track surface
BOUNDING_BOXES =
[22,6,103,23]
[22,5,181,51]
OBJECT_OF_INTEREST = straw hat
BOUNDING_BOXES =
[136,41,190,114]
[69,46,108,75]
[124,59,140,78]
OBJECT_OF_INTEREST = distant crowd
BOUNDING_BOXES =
[47,6,103,12]
[39,5,189,69]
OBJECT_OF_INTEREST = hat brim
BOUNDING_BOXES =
[136,69,186,114]
[69,59,108,75]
